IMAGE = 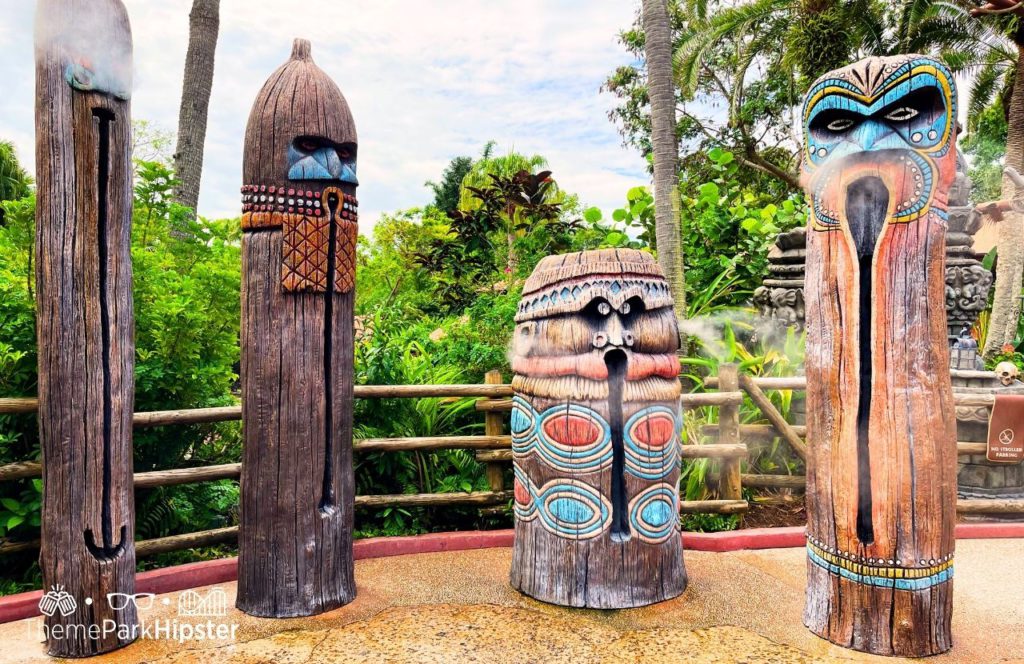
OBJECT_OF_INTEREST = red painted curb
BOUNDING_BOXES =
[353,530,514,559]
[954,522,1024,539]
[2,522,1021,624]
[684,526,807,552]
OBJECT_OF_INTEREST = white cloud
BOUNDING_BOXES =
[0,0,649,231]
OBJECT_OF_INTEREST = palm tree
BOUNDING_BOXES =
[643,0,687,319]
[964,0,1024,357]
[673,0,998,188]
[172,0,220,214]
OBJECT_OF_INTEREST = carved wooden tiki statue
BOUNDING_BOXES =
[35,0,138,656]
[237,39,358,617]
[801,55,958,656]
[509,249,687,607]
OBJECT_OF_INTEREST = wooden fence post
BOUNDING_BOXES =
[484,370,505,492]
[717,364,742,501]
[35,1,138,656]
[236,39,358,618]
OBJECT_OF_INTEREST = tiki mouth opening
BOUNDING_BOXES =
[845,176,889,259]
[605,349,630,543]
[845,175,889,546]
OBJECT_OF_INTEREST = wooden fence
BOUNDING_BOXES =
[1,365,1021,560]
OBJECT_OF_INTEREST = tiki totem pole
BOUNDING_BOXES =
[236,39,358,617]
[801,55,958,656]
[509,249,687,608]
[34,0,138,656]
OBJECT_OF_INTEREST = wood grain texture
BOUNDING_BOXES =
[509,249,687,608]
[801,55,958,657]
[236,39,357,618]
[34,0,137,656]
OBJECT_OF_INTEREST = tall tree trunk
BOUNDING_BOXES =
[642,0,686,319]
[172,0,220,214]
[984,43,1024,358]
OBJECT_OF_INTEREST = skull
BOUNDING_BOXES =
[995,361,1019,387]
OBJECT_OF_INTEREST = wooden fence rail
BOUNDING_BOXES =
[3,365,1024,561]
[0,372,754,559]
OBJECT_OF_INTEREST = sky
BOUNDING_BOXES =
[0,0,650,233]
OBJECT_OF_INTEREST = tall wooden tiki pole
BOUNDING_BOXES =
[509,249,687,607]
[34,0,138,656]
[237,39,358,617]
[801,55,959,656]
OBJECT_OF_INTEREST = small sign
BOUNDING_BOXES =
[987,394,1024,463]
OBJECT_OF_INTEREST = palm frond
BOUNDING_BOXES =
[968,57,1011,131]
[672,0,789,97]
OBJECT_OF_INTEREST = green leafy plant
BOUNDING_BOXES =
[0,480,41,536]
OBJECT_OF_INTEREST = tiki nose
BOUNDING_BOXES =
[339,162,359,186]
[593,315,625,349]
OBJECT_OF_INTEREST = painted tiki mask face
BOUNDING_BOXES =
[241,39,358,293]
[801,55,958,656]
[509,249,686,608]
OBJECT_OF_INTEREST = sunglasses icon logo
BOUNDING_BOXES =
[106,592,154,611]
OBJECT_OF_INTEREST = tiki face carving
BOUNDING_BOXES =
[288,136,357,184]
[509,250,687,608]
[800,55,958,656]
[803,55,958,234]
[241,40,358,293]
[237,38,358,618]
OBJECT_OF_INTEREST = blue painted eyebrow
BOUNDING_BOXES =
[805,74,945,128]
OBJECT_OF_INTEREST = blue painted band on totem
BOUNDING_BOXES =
[806,546,953,591]
[517,278,672,319]
[803,59,956,165]
[513,398,680,479]
[511,397,613,473]
[628,483,679,544]
[513,467,611,540]
[623,406,681,480]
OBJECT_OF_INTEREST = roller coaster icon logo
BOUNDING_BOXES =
[177,588,228,617]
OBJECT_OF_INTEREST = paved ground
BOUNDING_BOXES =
[1,540,1021,663]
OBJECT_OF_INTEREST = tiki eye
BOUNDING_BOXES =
[338,147,351,160]
[597,302,611,316]
[884,106,919,122]
[620,302,631,315]
[809,109,862,139]
[298,138,321,152]
[826,118,856,132]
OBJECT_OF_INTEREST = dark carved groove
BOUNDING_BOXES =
[606,348,629,542]
[84,108,125,561]
[319,194,339,515]
[846,175,887,545]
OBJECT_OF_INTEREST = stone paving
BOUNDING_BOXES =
[1,540,1021,663]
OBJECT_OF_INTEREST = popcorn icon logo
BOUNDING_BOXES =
[38,586,77,617]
